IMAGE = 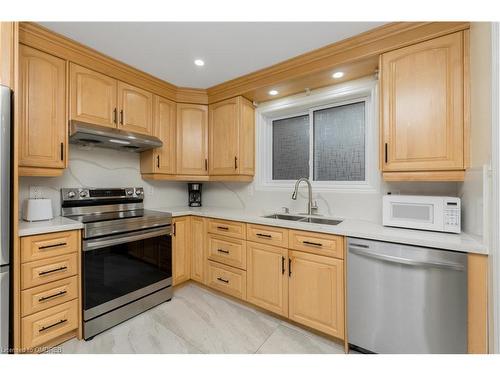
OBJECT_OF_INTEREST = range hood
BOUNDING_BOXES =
[69,121,162,153]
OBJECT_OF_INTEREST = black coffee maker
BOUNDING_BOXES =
[188,183,202,207]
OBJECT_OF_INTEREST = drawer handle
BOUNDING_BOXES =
[302,240,323,247]
[217,226,229,231]
[39,319,67,333]
[217,248,230,254]
[256,233,272,238]
[38,290,67,302]
[217,277,229,284]
[38,242,67,250]
[38,266,68,276]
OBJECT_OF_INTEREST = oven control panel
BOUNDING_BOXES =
[62,187,144,201]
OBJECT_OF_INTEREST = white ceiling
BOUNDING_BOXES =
[40,22,385,88]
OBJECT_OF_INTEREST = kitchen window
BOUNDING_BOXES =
[257,78,378,192]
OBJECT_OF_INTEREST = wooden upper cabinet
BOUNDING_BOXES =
[117,81,153,135]
[381,31,466,177]
[288,250,344,339]
[70,63,117,128]
[176,103,208,175]
[1,22,15,88]
[19,45,66,170]
[140,95,176,175]
[209,96,255,176]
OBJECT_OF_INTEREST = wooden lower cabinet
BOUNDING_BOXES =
[246,242,288,317]
[16,230,81,352]
[190,216,206,283]
[21,299,78,350]
[207,261,246,300]
[288,250,344,339]
[172,216,191,285]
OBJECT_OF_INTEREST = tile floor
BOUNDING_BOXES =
[52,282,346,354]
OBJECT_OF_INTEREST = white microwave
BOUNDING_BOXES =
[382,195,461,234]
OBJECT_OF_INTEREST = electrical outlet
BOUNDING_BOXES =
[29,185,44,199]
[247,184,254,197]
[147,185,154,196]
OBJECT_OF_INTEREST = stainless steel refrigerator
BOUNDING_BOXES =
[0,84,11,354]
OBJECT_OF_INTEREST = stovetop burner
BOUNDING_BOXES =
[61,187,171,239]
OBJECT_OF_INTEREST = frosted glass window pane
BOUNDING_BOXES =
[272,115,310,180]
[313,102,365,181]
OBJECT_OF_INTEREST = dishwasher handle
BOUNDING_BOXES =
[349,244,465,271]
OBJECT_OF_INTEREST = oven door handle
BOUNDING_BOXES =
[83,227,171,252]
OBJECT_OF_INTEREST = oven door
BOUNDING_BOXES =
[82,226,172,321]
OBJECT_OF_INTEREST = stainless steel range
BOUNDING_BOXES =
[61,187,172,340]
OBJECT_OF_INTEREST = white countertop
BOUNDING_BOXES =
[152,206,488,255]
[18,216,84,237]
[17,206,488,254]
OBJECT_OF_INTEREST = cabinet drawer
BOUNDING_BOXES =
[207,219,246,239]
[207,234,246,270]
[21,276,78,317]
[21,299,78,350]
[21,253,78,290]
[247,224,288,248]
[21,230,79,263]
[207,261,246,300]
[289,230,344,259]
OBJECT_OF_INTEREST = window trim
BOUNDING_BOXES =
[255,76,380,193]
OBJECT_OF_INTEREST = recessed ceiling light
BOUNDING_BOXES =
[269,89,279,96]
[332,71,344,79]
[194,59,205,66]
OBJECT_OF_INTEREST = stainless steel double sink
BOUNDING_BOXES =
[262,213,343,226]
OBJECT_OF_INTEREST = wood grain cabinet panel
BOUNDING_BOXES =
[247,224,288,248]
[209,96,255,177]
[19,44,66,170]
[21,253,78,290]
[176,104,208,175]
[207,234,246,270]
[381,31,465,174]
[20,230,78,263]
[246,242,288,317]
[117,81,153,135]
[288,250,344,339]
[21,276,78,317]
[207,218,245,239]
[288,230,344,259]
[207,260,246,300]
[70,63,117,128]
[21,299,78,350]
[190,216,206,283]
[172,217,191,286]
[140,95,177,175]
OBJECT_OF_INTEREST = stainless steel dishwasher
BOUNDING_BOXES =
[347,237,467,354]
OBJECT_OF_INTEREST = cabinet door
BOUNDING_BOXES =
[19,45,66,169]
[247,242,288,317]
[238,97,255,175]
[381,32,464,172]
[209,98,239,175]
[176,104,208,175]
[117,81,153,135]
[70,63,117,128]
[173,217,191,286]
[190,216,205,283]
[140,95,176,174]
[288,250,344,339]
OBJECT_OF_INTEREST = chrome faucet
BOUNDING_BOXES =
[291,178,318,215]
